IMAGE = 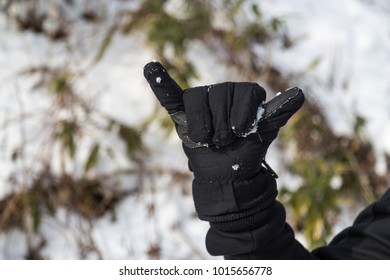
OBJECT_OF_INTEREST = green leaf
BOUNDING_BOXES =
[270,18,283,32]
[31,196,41,233]
[353,115,366,136]
[110,207,117,223]
[84,143,100,172]
[228,0,245,20]
[67,132,76,158]
[95,26,116,63]
[251,4,262,18]
[306,56,322,71]
[56,121,77,158]
[118,124,142,158]
[49,76,67,94]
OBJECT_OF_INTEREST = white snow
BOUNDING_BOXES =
[232,105,265,137]
[232,164,240,171]
[238,105,266,137]
[156,77,162,84]
[330,175,343,190]
[257,105,265,122]
[255,0,390,155]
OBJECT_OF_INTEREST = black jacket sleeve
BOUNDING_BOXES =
[312,188,390,260]
[208,183,390,260]
[202,168,315,260]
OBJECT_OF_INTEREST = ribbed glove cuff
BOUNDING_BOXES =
[203,200,276,232]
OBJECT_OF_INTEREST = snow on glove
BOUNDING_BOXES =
[143,61,304,232]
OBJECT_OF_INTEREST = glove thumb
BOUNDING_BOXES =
[258,87,305,142]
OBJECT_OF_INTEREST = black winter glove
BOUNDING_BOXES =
[143,61,304,233]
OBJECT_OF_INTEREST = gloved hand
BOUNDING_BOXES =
[143,61,304,232]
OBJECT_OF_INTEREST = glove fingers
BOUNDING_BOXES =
[208,82,235,147]
[143,61,184,115]
[183,86,214,144]
[184,82,268,147]
[230,82,266,136]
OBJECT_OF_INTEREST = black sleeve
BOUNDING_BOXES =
[312,188,390,260]
[202,169,316,260]
[207,206,316,259]
[205,182,390,260]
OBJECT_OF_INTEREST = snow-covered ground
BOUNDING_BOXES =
[1,0,390,259]
[257,0,390,170]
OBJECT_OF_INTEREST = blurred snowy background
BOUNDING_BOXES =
[0,0,389,259]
